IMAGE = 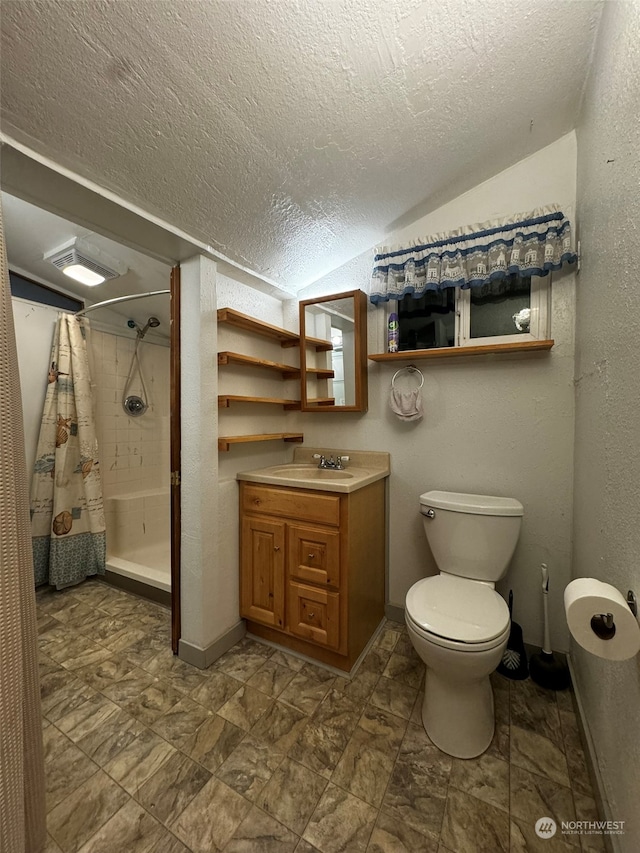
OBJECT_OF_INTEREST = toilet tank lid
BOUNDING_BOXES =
[420,490,524,517]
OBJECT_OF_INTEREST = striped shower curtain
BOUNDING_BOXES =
[31,314,106,588]
[0,198,46,850]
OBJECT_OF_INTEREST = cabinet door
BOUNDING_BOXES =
[241,516,285,629]
[288,524,340,589]
[288,581,340,649]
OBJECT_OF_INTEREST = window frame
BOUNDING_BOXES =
[386,274,551,352]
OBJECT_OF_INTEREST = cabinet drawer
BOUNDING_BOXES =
[242,484,340,526]
[289,524,340,588]
[288,581,340,649]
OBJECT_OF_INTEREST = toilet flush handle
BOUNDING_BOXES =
[424,508,436,519]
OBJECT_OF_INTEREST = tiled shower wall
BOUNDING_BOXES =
[90,329,170,497]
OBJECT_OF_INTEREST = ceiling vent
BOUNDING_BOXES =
[44,238,127,286]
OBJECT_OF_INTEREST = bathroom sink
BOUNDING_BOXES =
[266,464,355,481]
[237,448,390,494]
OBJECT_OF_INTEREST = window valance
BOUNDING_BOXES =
[370,204,577,305]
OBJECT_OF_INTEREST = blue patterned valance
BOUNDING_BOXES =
[370,205,577,305]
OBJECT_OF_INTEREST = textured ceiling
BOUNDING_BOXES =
[0,0,602,292]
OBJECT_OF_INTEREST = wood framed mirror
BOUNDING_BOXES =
[299,289,368,412]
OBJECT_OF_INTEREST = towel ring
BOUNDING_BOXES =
[391,364,424,388]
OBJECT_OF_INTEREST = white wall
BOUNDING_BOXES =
[573,3,640,847]
[216,273,298,630]
[298,133,578,650]
[11,297,58,476]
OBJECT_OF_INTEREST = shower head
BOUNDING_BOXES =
[130,316,161,338]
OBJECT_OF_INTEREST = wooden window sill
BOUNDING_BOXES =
[368,340,554,362]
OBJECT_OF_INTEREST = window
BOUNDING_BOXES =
[9,270,84,312]
[391,274,549,351]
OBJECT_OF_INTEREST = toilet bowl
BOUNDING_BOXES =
[406,490,523,759]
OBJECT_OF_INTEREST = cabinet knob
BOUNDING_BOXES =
[308,612,315,619]
[307,554,315,559]
[274,546,280,551]
[254,498,261,505]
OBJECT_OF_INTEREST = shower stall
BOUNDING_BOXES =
[80,292,172,599]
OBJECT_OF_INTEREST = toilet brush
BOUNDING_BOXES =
[529,563,571,690]
[497,590,528,679]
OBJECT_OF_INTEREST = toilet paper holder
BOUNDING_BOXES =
[592,590,637,641]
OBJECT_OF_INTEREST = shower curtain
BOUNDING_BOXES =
[0,199,46,850]
[31,314,106,588]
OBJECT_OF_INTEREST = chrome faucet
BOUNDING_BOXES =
[312,453,350,470]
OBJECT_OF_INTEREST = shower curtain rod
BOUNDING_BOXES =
[74,289,170,317]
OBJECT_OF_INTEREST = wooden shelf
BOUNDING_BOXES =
[304,336,333,352]
[305,367,335,379]
[369,340,555,362]
[218,395,301,410]
[218,308,299,347]
[218,351,300,379]
[218,433,304,452]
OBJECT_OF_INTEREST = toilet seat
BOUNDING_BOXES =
[405,574,510,649]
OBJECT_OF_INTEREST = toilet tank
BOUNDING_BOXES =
[420,490,523,582]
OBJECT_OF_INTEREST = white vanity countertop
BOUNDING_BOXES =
[237,447,390,494]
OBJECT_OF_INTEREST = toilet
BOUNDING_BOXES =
[405,489,524,759]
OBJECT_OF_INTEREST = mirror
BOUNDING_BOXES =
[299,289,368,412]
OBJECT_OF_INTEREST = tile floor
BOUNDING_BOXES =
[36,580,605,853]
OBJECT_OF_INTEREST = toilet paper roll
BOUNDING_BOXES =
[564,578,640,661]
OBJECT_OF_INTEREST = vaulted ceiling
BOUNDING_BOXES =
[1,0,602,292]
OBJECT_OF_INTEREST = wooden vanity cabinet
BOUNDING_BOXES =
[239,479,385,671]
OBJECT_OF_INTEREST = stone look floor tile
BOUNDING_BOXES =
[250,701,309,754]
[511,680,564,747]
[331,706,406,808]
[182,713,246,772]
[295,841,322,853]
[151,696,213,748]
[573,793,607,853]
[47,769,128,853]
[369,675,417,721]
[382,651,424,689]
[41,673,97,723]
[367,809,439,853]
[510,815,576,853]
[510,764,577,846]
[37,589,606,853]
[43,726,99,812]
[121,678,184,726]
[141,648,209,695]
[279,673,334,716]
[218,684,274,731]
[73,653,139,690]
[440,787,510,853]
[215,734,285,801]
[511,725,571,788]
[381,723,451,840]
[170,777,252,852]
[225,805,299,853]
[190,670,245,711]
[258,756,328,835]
[76,706,147,767]
[103,728,176,795]
[135,750,211,825]
[303,783,378,853]
[247,659,297,697]
[373,628,401,653]
[450,753,510,813]
[77,798,189,853]
[55,693,121,743]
